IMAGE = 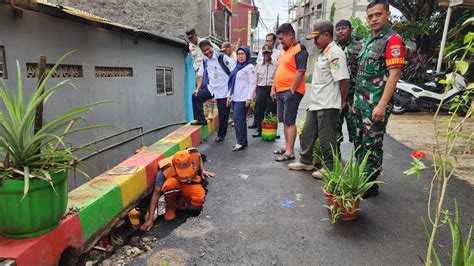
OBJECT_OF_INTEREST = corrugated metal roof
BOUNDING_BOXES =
[1,0,188,48]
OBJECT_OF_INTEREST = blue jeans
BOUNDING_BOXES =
[233,101,248,146]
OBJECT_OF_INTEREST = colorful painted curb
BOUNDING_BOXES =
[0,112,219,265]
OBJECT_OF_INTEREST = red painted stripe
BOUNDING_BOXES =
[0,214,82,266]
[117,151,164,188]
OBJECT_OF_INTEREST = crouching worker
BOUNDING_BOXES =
[140,148,215,231]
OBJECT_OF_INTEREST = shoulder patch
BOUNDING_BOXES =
[331,58,340,69]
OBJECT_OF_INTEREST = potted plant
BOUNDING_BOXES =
[321,149,381,223]
[261,112,278,141]
[0,52,110,239]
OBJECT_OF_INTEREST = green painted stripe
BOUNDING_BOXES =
[200,125,210,140]
[146,142,180,157]
[69,182,123,241]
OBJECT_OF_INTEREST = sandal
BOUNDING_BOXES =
[273,149,286,155]
[275,154,295,162]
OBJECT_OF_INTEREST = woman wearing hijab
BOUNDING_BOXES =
[227,46,257,151]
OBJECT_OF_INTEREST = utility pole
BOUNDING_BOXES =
[276,13,279,29]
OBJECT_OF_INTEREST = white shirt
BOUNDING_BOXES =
[256,48,280,64]
[189,38,220,71]
[309,41,349,111]
[227,64,257,102]
[197,51,236,99]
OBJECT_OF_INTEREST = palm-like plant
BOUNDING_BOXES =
[0,51,110,196]
[322,149,380,197]
[321,149,382,223]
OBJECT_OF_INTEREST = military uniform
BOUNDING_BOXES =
[336,37,363,145]
[354,25,405,180]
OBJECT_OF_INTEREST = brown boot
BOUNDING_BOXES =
[164,192,178,221]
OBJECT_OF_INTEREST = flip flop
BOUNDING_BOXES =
[273,149,286,155]
[275,154,295,162]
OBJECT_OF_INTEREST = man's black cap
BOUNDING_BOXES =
[336,20,352,29]
[185,28,196,38]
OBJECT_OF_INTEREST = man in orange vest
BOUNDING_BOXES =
[140,148,215,231]
[271,23,309,162]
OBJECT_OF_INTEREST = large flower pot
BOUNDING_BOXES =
[261,122,277,141]
[322,187,360,221]
[0,169,68,239]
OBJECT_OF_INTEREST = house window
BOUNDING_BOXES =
[156,67,173,95]
[0,46,7,79]
[26,63,83,78]
[95,66,133,77]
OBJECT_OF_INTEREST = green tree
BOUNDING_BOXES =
[388,0,473,59]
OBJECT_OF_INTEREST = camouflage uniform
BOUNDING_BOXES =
[336,37,363,145]
[354,25,405,179]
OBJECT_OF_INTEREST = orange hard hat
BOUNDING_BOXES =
[172,149,200,178]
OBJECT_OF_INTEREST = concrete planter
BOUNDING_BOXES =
[0,169,68,239]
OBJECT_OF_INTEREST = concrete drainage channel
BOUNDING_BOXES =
[81,201,202,265]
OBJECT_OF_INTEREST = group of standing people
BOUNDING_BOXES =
[288,0,405,198]
[188,0,405,198]
[188,29,280,151]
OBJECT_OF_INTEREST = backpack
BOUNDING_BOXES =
[217,53,231,76]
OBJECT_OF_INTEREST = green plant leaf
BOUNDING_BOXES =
[465,225,473,264]
[455,61,469,75]
[421,218,442,266]
[464,32,474,44]
[0,51,113,197]
[448,200,465,266]
[462,18,474,26]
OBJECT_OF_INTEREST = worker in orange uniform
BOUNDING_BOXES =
[140,148,215,231]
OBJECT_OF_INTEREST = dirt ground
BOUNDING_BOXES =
[386,112,474,186]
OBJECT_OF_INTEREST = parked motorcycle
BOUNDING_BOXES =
[392,70,471,116]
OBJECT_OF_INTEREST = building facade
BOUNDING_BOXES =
[289,0,369,35]
[0,1,193,188]
[47,0,232,43]
[229,0,259,49]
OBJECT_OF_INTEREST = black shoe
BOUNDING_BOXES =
[191,120,207,126]
[363,186,379,199]
[252,131,261,138]
[248,124,258,129]
[215,136,224,142]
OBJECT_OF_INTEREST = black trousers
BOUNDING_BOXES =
[255,85,277,131]
[215,98,230,138]
[192,87,230,138]
[192,86,213,123]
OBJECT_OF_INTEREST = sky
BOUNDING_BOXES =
[253,0,403,39]
[253,0,288,39]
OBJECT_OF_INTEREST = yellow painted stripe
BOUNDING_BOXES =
[99,167,148,206]
[178,135,193,150]
[262,128,277,134]
[207,118,215,133]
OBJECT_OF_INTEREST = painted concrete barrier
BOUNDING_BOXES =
[0,113,219,265]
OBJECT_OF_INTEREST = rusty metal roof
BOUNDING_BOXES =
[1,0,188,48]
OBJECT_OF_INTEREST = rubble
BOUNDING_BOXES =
[87,234,158,265]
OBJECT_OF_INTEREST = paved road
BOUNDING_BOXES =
[132,95,474,265]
